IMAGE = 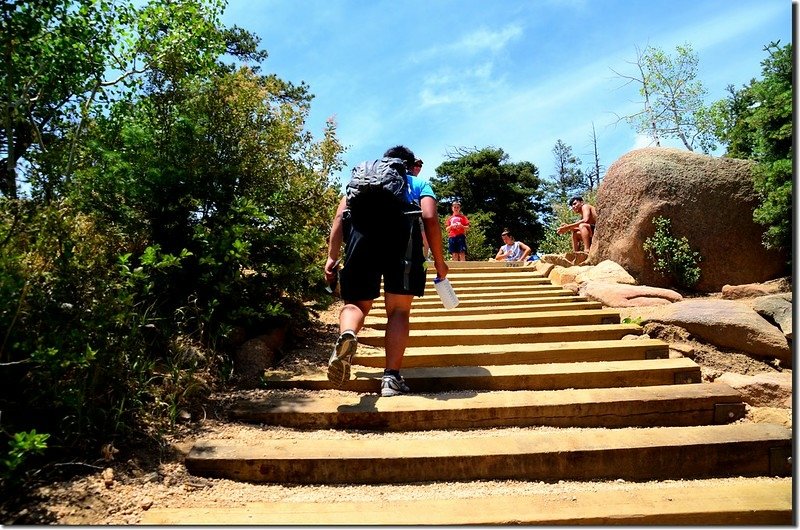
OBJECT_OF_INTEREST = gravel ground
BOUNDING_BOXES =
[1,300,792,525]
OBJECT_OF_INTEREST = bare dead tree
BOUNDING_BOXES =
[583,122,604,190]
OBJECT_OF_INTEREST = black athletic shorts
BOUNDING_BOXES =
[339,208,426,301]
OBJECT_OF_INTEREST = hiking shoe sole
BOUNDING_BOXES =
[327,358,350,387]
[327,332,358,387]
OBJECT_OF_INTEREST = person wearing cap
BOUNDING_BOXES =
[324,146,448,397]
[445,201,470,261]
[557,196,597,252]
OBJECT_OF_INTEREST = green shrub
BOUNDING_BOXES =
[437,210,495,261]
[537,220,574,255]
[0,200,219,459]
[642,216,702,289]
[462,211,494,261]
[2,430,50,481]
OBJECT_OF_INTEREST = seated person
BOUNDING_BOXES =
[493,229,531,262]
[557,196,597,252]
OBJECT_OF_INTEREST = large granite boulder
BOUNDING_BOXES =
[574,260,636,285]
[589,148,788,292]
[722,277,792,299]
[548,265,592,286]
[639,299,791,366]
[749,293,793,340]
[582,282,682,307]
[716,372,792,408]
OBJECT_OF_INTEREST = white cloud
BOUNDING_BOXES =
[670,2,787,52]
[458,25,524,54]
[249,0,788,180]
[413,24,523,63]
[419,87,470,108]
[417,62,501,109]
[409,1,788,169]
[631,134,657,150]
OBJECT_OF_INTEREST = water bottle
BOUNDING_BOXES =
[325,259,340,294]
[434,277,459,309]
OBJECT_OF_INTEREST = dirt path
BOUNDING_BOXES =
[1,301,791,525]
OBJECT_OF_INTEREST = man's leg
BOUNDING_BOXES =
[339,300,372,335]
[578,223,593,251]
[328,299,372,386]
[571,230,581,252]
[379,292,414,396]
[383,293,414,370]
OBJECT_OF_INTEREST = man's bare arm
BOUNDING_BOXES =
[421,196,448,280]
[324,196,347,283]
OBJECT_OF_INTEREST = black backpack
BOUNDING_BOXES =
[344,157,422,290]
[345,157,414,211]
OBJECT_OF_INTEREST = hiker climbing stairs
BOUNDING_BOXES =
[143,261,792,525]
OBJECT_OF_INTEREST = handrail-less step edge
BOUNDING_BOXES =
[184,423,791,484]
[262,357,701,391]
[228,383,747,430]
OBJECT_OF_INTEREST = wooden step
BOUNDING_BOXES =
[354,338,670,367]
[228,383,745,430]
[427,262,540,270]
[381,285,571,301]
[365,309,620,331]
[263,358,702,392]
[184,423,791,484]
[358,323,643,348]
[426,260,534,270]
[413,294,588,307]
[371,301,603,318]
[421,283,555,296]
[433,276,551,288]
[141,477,792,525]
[428,267,546,278]
[371,291,576,310]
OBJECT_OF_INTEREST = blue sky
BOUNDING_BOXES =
[221,0,791,187]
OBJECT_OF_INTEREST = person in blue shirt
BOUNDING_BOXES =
[324,145,448,396]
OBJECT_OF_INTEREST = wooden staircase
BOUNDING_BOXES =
[143,262,792,525]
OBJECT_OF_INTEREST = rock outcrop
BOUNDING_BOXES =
[589,148,788,292]
[582,282,683,307]
[531,254,792,369]
[574,260,636,285]
[716,372,793,408]
[722,277,792,299]
[548,265,592,286]
[638,299,791,367]
[749,293,793,340]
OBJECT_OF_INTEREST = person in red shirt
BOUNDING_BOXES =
[445,201,470,261]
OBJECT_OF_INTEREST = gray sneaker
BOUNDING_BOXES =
[327,330,358,387]
[380,374,411,396]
